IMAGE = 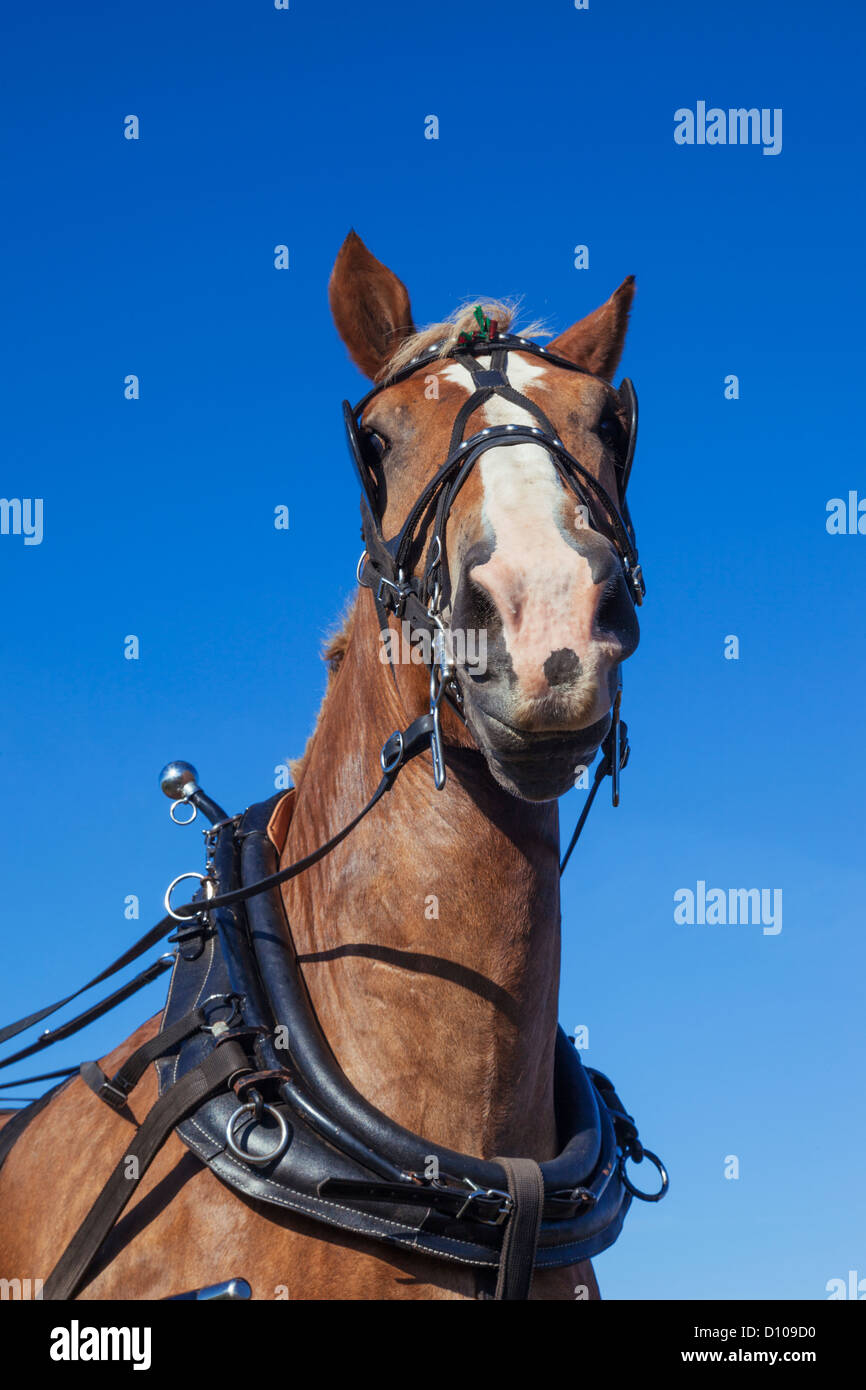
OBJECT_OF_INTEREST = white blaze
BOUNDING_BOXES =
[439,356,598,697]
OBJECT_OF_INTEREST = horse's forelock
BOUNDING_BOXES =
[381,300,549,381]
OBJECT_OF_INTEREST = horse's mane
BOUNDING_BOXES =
[381,299,548,380]
[289,600,356,784]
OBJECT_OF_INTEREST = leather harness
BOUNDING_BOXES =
[0,322,668,1300]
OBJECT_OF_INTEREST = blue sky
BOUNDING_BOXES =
[1,0,864,1299]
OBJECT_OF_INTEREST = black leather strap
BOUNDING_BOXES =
[43,1039,250,1301]
[316,1176,592,1223]
[0,954,175,1073]
[169,713,437,920]
[0,917,176,1052]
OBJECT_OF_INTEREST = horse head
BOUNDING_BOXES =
[330,231,642,802]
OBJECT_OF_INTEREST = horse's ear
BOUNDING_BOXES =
[545,276,635,380]
[329,231,415,380]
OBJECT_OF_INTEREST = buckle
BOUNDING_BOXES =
[629,562,645,605]
[376,574,410,617]
[546,1186,597,1216]
[455,1180,514,1226]
[379,729,404,776]
[98,1078,130,1112]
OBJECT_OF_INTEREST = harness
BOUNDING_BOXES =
[0,321,667,1301]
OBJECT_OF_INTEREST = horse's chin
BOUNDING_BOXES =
[464,706,612,802]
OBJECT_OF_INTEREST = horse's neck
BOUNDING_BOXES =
[280,600,563,1159]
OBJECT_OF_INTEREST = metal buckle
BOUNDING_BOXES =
[380,729,404,776]
[546,1186,597,1214]
[98,1078,131,1111]
[455,1180,514,1226]
[627,561,645,606]
[376,572,410,617]
[203,814,241,841]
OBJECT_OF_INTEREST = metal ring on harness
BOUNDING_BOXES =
[164,872,214,922]
[619,1147,669,1202]
[225,1101,290,1167]
[199,993,244,1033]
[170,799,197,825]
[379,729,404,776]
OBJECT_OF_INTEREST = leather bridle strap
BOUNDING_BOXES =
[559,745,616,876]
[493,1157,546,1301]
[359,367,644,627]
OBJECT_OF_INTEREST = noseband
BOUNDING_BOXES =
[349,330,645,652]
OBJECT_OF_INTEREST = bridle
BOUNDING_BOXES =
[350,322,644,795]
[351,327,644,630]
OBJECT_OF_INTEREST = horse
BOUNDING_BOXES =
[0,231,651,1300]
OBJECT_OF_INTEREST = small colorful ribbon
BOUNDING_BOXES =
[458,306,499,346]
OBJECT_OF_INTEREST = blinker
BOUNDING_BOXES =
[342,399,381,516]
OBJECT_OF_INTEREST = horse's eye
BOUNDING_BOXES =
[598,416,623,452]
[364,431,387,461]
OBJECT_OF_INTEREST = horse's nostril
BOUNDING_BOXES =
[543,648,581,687]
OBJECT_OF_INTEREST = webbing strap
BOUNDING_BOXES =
[493,1157,546,1301]
[79,1006,205,1111]
[43,1040,249,1301]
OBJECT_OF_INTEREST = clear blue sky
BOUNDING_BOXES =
[1,0,863,1300]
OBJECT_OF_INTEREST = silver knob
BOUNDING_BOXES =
[159,760,200,802]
